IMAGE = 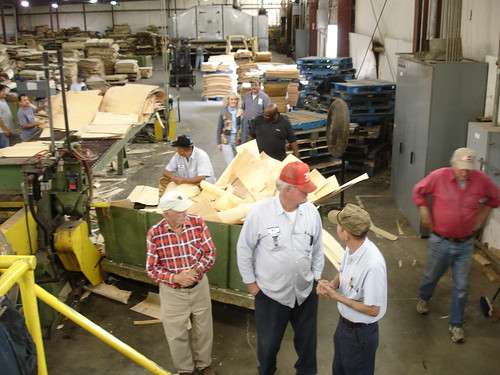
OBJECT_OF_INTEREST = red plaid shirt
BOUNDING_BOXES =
[146,214,216,288]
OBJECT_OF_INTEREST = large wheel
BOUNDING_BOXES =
[326,99,350,158]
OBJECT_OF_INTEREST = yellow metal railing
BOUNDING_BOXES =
[0,255,171,375]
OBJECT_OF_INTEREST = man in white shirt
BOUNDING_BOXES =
[318,204,387,375]
[69,72,87,92]
[237,161,324,375]
[160,135,216,197]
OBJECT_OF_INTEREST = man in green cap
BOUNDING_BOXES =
[317,203,387,375]
[241,76,271,143]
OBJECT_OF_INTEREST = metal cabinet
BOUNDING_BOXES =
[391,55,487,236]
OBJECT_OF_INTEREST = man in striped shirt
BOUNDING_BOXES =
[146,191,217,375]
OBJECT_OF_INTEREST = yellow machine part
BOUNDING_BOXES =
[168,109,177,141]
[54,221,106,286]
[0,206,38,256]
[154,117,164,140]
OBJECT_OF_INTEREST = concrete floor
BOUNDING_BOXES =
[43,56,499,375]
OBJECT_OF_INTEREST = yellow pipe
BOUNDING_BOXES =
[17,270,48,375]
[89,202,111,208]
[0,202,24,208]
[0,260,29,296]
[35,285,172,375]
[0,255,37,269]
[0,256,47,375]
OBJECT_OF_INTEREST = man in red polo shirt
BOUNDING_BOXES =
[413,148,499,343]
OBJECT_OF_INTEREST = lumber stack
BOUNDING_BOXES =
[233,49,252,66]
[263,65,300,112]
[78,58,105,78]
[201,55,237,99]
[106,24,132,37]
[86,38,119,75]
[86,76,109,93]
[105,74,129,86]
[0,45,16,83]
[114,59,140,81]
[61,40,86,59]
[254,51,272,62]
[136,31,160,56]
[236,62,284,83]
[62,59,79,88]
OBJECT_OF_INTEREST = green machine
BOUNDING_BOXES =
[95,204,253,309]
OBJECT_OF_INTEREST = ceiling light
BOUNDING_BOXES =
[21,1,30,7]
[51,3,58,8]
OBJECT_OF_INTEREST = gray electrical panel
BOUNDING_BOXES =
[391,55,487,236]
[467,122,500,186]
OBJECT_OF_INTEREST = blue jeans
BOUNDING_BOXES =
[195,55,204,69]
[254,283,318,375]
[220,133,237,166]
[0,133,10,148]
[333,320,379,375]
[419,233,474,327]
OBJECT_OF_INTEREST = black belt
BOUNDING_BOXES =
[180,281,199,289]
[340,315,371,328]
[432,232,473,244]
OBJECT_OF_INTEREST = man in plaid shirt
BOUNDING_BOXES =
[146,191,217,375]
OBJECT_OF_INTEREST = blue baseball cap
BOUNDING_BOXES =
[170,135,193,148]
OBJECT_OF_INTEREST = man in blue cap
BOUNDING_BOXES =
[70,72,87,92]
[159,134,216,197]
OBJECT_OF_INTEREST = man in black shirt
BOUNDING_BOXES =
[249,103,300,161]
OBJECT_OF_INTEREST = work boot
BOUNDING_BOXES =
[199,366,216,375]
[416,299,429,314]
[449,326,465,343]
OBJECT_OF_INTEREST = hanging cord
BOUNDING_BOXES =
[356,0,389,79]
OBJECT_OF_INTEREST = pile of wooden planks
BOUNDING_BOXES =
[254,51,272,62]
[234,49,252,66]
[236,62,284,83]
[0,45,16,83]
[136,31,160,56]
[262,65,300,112]
[78,58,105,78]
[105,74,129,86]
[86,38,119,75]
[114,59,140,81]
[201,55,237,99]
[86,76,109,93]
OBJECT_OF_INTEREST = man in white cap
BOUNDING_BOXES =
[237,161,324,375]
[146,191,217,375]
[317,204,387,375]
[413,147,499,343]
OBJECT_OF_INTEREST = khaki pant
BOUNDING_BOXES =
[159,275,213,373]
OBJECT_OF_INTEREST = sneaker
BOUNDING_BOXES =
[416,299,429,314]
[449,326,466,343]
[199,366,216,375]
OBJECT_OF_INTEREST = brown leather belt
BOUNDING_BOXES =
[340,315,370,328]
[432,232,473,244]
[180,281,199,289]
